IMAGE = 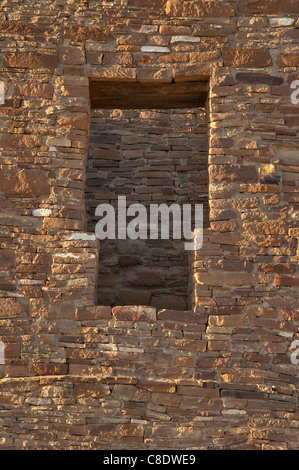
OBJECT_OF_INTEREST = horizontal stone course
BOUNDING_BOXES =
[3,53,58,69]
[0,169,50,197]
[0,374,297,449]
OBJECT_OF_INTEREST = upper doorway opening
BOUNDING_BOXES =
[86,80,209,310]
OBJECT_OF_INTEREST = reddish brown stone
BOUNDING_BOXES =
[259,263,296,274]
[0,20,48,36]
[209,165,258,183]
[274,276,299,287]
[14,83,54,99]
[238,0,299,14]
[0,250,15,269]
[119,424,144,437]
[125,268,166,288]
[0,169,50,197]
[159,25,191,36]
[4,343,21,358]
[4,53,57,69]
[0,298,27,318]
[138,380,176,393]
[190,51,221,62]
[151,295,187,311]
[137,68,173,82]
[210,221,237,232]
[44,218,81,230]
[65,26,112,41]
[277,54,299,67]
[243,221,287,236]
[173,64,211,82]
[112,305,156,323]
[128,0,166,6]
[222,48,272,68]
[166,1,235,17]
[57,113,89,131]
[58,46,85,65]
[157,310,203,323]
[118,289,151,305]
[1,134,41,148]
[174,339,207,352]
[73,383,110,398]
[31,363,68,376]
[0,0,297,452]
[75,306,112,321]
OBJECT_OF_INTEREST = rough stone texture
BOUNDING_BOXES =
[3,53,58,69]
[86,107,208,308]
[0,0,298,451]
[0,170,50,197]
[222,48,273,68]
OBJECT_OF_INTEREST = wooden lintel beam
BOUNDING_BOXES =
[89,80,208,109]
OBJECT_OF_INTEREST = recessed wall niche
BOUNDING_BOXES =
[86,81,209,310]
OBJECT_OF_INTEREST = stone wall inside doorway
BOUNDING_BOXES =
[86,105,208,310]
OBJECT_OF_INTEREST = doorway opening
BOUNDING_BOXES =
[86,80,209,310]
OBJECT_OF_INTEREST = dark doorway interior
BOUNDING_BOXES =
[86,81,209,310]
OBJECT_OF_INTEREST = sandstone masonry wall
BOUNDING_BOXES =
[0,0,298,450]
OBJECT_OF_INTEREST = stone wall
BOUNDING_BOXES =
[0,0,298,450]
[86,106,208,309]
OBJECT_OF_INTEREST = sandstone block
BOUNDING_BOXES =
[75,306,112,321]
[165,1,235,18]
[235,73,283,86]
[137,67,173,82]
[125,267,165,287]
[277,54,299,67]
[65,26,112,41]
[157,310,205,324]
[0,169,50,197]
[1,134,41,148]
[15,83,54,99]
[173,64,211,82]
[119,424,144,437]
[118,289,151,305]
[173,339,207,352]
[274,275,299,287]
[159,25,191,36]
[31,363,68,376]
[73,383,110,398]
[112,305,156,323]
[0,250,15,269]
[151,392,181,407]
[4,53,57,69]
[57,113,89,131]
[225,273,257,287]
[243,221,287,235]
[58,46,85,65]
[209,165,258,183]
[138,380,176,393]
[195,271,223,286]
[238,0,299,14]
